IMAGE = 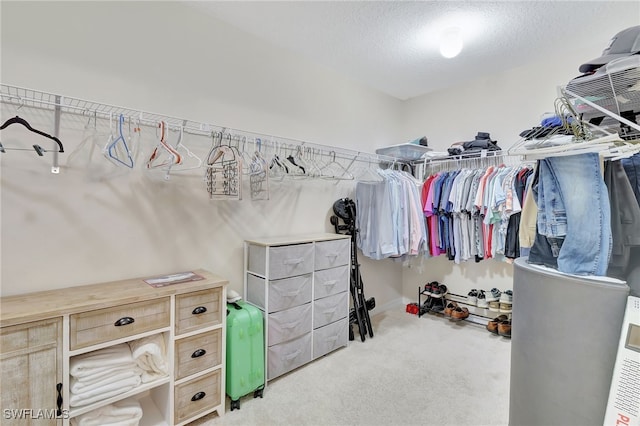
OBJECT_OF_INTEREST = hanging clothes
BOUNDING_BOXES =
[355,170,427,260]
[421,163,534,264]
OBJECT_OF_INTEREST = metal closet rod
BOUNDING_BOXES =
[0,83,407,168]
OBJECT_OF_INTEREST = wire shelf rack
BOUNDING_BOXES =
[0,83,407,174]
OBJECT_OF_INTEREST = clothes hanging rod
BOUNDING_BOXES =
[0,83,407,167]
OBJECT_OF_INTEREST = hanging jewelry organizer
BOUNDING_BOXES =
[0,84,408,186]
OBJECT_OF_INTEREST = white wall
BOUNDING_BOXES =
[0,1,404,309]
[400,11,640,301]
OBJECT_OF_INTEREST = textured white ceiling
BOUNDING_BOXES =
[191,1,640,100]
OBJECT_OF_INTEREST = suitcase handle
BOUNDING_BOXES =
[283,258,304,266]
[192,306,207,315]
[191,391,206,402]
[191,349,206,358]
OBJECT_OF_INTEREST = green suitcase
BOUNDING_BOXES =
[226,301,265,411]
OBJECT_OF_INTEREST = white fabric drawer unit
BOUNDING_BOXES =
[244,234,351,384]
[314,265,349,299]
[314,318,349,359]
[313,292,349,329]
[246,273,312,313]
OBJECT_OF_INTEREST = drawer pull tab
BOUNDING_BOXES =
[191,391,206,402]
[283,257,304,265]
[114,317,135,327]
[192,306,207,315]
[191,349,207,358]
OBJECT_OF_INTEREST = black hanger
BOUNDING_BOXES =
[0,116,64,153]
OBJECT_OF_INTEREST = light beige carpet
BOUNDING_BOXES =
[195,308,511,426]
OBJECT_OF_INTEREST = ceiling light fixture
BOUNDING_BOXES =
[439,27,463,58]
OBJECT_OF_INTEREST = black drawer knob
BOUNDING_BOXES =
[192,306,207,315]
[114,317,135,327]
[191,349,206,358]
[191,391,206,402]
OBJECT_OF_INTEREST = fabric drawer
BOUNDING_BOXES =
[249,243,314,280]
[175,329,222,380]
[247,273,312,313]
[268,274,313,313]
[314,239,350,270]
[175,288,223,336]
[267,332,312,380]
[313,318,348,359]
[313,292,348,329]
[314,265,349,299]
[70,298,170,350]
[174,369,221,424]
[1,318,60,355]
[268,303,312,346]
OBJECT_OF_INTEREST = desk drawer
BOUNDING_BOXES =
[174,369,221,424]
[70,298,170,350]
[175,288,223,336]
[175,329,222,380]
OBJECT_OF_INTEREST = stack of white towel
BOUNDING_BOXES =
[69,343,142,407]
[127,334,169,383]
[70,397,143,426]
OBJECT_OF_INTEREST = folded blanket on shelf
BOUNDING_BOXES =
[70,343,137,378]
[71,397,143,426]
[128,334,169,383]
[69,374,141,407]
[70,367,143,395]
[72,365,139,385]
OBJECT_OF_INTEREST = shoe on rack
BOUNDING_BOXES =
[500,289,513,303]
[431,284,448,299]
[467,289,478,306]
[499,302,512,313]
[486,315,508,334]
[424,281,439,296]
[450,306,470,321]
[477,290,489,309]
[488,301,500,312]
[430,298,446,313]
[486,288,501,302]
[443,301,459,317]
[498,319,512,338]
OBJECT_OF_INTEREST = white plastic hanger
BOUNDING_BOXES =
[164,124,203,180]
[147,121,182,169]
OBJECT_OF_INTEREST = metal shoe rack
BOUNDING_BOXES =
[417,287,511,327]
